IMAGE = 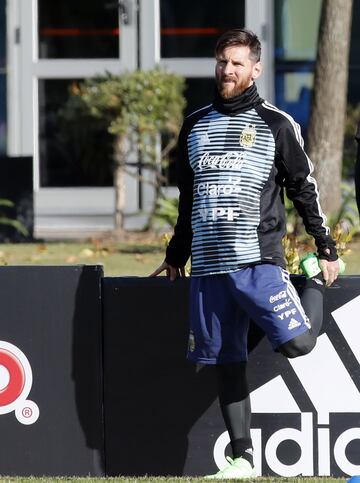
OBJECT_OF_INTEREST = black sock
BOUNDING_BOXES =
[231,438,254,466]
[216,363,254,467]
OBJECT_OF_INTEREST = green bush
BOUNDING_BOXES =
[0,199,28,237]
[62,69,186,233]
[154,197,179,228]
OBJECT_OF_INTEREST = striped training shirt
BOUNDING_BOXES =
[166,85,335,277]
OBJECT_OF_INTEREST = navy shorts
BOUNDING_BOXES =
[187,264,310,364]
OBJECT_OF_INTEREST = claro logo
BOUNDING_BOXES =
[213,294,360,477]
[0,341,39,425]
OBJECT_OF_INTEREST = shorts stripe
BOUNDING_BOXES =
[280,268,308,322]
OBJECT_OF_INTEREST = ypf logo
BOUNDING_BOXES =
[0,341,39,425]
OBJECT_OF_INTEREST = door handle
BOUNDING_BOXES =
[105,0,131,25]
[119,0,130,25]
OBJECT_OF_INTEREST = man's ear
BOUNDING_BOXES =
[252,61,262,80]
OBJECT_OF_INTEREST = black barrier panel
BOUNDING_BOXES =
[103,275,360,477]
[0,266,105,476]
[102,277,218,476]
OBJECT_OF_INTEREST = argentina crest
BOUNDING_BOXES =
[240,123,256,147]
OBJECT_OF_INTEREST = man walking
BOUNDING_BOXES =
[151,29,339,479]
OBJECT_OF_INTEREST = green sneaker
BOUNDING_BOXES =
[300,253,346,279]
[204,456,256,479]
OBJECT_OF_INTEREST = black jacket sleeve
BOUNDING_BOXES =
[165,122,194,267]
[355,121,360,217]
[276,120,337,261]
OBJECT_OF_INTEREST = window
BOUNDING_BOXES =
[38,0,119,59]
[160,0,245,58]
[275,0,321,61]
[274,0,322,132]
[39,79,113,187]
[274,0,360,131]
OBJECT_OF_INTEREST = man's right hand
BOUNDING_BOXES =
[149,261,185,281]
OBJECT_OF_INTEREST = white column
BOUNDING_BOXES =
[7,0,33,157]
[139,0,160,69]
[6,0,20,155]
[245,0,275,103]
[120,0,138,70]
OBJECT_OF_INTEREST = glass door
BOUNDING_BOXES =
[7,0,139,234]
[35,0,137,190]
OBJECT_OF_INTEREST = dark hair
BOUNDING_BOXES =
[215,28,261,62]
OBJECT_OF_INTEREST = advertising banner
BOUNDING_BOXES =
[103,275,360,477]
[0,266,104,476]
[1,270,358,476]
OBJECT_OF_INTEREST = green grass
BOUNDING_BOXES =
[0,239,165,277]
[342,239,360,274]
[0,236,360,277]
[0,237,360,277]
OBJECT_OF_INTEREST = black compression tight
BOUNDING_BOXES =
[215,277,325,465]
[216,362,253,464]
[278,276,325,358]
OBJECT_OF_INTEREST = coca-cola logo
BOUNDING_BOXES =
[0,341,39,425]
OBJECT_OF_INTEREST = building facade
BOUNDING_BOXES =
[3,0,360,237]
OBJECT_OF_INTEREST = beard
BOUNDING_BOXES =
[216,74,253,99]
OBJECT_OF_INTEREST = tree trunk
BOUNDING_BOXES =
[113,135,127,238]
[306,0,353,214]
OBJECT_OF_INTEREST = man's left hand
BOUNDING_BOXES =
[319,258,340,287]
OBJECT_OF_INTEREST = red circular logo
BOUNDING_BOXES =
[0,348,26,406]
